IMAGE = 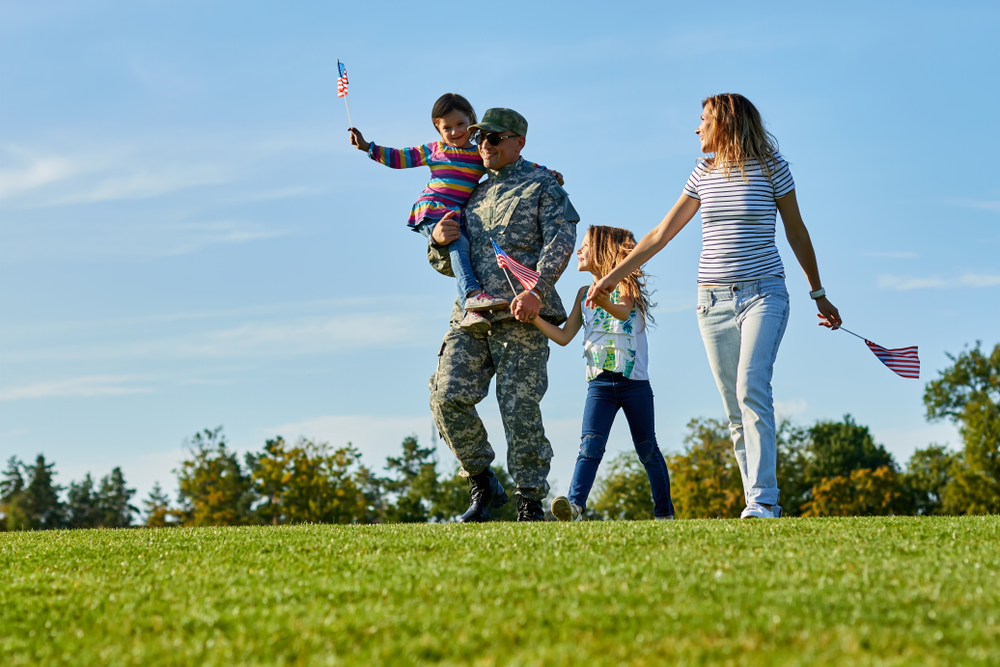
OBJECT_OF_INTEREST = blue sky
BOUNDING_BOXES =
[2,1,998,508]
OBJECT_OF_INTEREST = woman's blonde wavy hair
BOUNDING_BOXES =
[587,225,655,324]
[702,93,780,183]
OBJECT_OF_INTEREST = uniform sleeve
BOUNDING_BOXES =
[367,142,434,169]
[770,152,795,199]
[683,161,706,200]
[535,181,580,294]
[523,160,546,171]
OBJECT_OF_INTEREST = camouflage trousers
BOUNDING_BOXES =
[429,318,553,501]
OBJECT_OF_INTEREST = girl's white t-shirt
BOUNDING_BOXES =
[580,287,649,382]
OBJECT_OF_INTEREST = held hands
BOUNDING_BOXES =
[511,291,540,323]
[348,127,370,152]
[815,296,843,330]
[585,276,615,308]
[430,211,461,245]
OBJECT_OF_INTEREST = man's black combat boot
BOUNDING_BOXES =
[516,495,545,522]
[457,467,508,523]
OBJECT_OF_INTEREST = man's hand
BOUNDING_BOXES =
[348,127,370,152]
[431,211,461,245]
[815,297,843,329]
[511,291,540,323]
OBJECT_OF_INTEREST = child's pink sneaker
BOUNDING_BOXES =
[465,292,509,312]
[459,310,490,333]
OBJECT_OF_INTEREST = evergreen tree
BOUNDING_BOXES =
[143,482,177,527]
[1,457,27,531]
[21,455,65,530]
[175,427,256,526]
[246,437,296,525]
[382,436,438,523]
[66,473,100,528]
[96,467,137,528]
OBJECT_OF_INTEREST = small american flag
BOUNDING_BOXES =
[865,339,919,379]
[337,60,349,98]
[491,239,540,291]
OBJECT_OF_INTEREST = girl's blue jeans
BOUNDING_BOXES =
[417,220,481,308]
[567,371,675,518]
[696,276,790,506]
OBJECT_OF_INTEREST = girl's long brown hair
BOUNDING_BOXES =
[431,93,477,126]
[702,93,780,183]
[587,225,655,324]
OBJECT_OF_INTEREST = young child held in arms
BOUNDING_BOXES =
[349,93,562,333]
[530,226,676,521]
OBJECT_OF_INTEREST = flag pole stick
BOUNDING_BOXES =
[839,327,866,342]
[502,266,520,298]
[343,97,353,129]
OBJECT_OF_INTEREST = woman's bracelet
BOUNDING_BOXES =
[809,287,826,300]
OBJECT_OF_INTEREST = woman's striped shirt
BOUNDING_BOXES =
[368,140,545,231]
[683,152,795,284]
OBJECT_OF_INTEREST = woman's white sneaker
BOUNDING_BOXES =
[740,503,781,519]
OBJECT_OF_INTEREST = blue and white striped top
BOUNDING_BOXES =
[683,152,795,284]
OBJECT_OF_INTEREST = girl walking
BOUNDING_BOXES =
[348,93,561,333]
[589,93,842,519]
[531,226,675,521]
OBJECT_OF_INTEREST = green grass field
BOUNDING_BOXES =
[2,517,999,666]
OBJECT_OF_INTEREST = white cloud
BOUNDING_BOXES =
[878,272,1000,291]
[952,199,1000,213]
[0,148,81,200]
[0,375,151,401]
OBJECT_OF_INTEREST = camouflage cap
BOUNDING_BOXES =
[469,108,528,136]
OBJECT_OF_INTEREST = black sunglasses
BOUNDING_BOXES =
[472,131,520,146]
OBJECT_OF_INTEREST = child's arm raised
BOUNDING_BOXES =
[531,286,587,346]
[352,133,433,169]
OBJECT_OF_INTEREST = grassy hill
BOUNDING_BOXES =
[2,516,998,666]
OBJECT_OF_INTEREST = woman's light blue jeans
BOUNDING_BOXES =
[416,220,481,307]
[696,277,789,506]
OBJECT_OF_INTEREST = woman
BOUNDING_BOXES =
[588,93,842,519]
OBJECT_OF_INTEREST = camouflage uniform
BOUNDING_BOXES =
[428,156,579,501]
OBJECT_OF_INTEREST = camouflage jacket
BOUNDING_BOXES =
[428,157,580,324]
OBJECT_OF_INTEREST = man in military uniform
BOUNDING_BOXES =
[428,108,579,522]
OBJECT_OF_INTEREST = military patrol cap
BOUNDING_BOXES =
[469,108,528,136]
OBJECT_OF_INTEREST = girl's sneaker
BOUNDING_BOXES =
[550,496,582,522]
[460,310,490,333]
[465,292,510,312]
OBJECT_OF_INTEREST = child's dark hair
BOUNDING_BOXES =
[431,93,477,126]
[587,225,656,324]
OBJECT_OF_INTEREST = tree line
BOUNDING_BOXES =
[2,342,998,529]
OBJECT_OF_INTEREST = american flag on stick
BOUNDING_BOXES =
[491,238,540,291]
[842,328,919,379]
[337,60,349,98]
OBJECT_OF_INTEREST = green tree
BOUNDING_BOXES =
[66,473,100,528]
[803,466,906,517]
[143,482,179,527]
[1,457,28,531]
[175,427,256,526]
[282,441,369,524]
[903,445,959,516]
[924,342,1000,514]
[21,455,65,530]
[775,421,811,517]
[667,418,744,519]
[247,437,296,525]
[804,415,895,483]
[96,467,137,527]
[383,436,439,523]
[592,451,656,520]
